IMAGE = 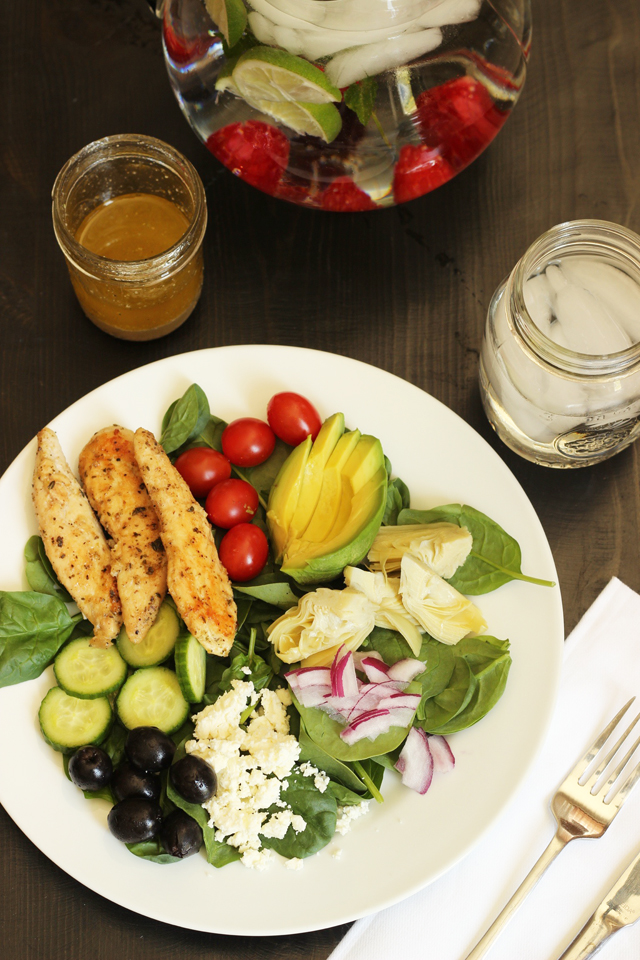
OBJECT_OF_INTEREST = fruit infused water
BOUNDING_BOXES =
[480,221,640,468]
[161,0,531,208]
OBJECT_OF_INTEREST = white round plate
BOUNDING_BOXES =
[0,345,563,936]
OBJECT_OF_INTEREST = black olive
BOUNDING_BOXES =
[107,797,162,844]
[125,726,176,773]
[111,762,161,803]
[169,755,217,804]
[68,745,113,791]
[160,810,203,859]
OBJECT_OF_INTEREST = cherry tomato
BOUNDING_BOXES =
[218,523,269,582]
[221,418,276,467]
[205,478,259,529]
[174,447,231,498]
[267,392,322,446]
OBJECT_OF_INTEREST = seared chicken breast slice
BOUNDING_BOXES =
[78,425,167,644]
[32,427,122,647]
[133,427,236,656]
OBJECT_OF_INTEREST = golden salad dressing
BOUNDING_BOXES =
[70,193,204,340]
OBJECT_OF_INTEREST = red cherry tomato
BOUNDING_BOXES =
[218,523,269,582]
[205,479,259,529]
[267,392,322,446]
[174,447,231,498]
[221,418,276,467]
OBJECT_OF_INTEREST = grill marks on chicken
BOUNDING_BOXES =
[78,426,167,644]
[133,427,236,656]
[32,427,122,647]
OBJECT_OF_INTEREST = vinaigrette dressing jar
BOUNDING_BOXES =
[52,135,207,340]
[479,220,640,468]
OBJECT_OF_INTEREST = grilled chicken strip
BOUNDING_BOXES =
[78,426,167,644]
[32,427,122,647]
[133,427,236,656]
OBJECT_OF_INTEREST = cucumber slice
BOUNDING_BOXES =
[174,634,206,703]
[116,666,189,733]
[54,637,127,699]
[39,686,112,754]
[117,602,179,668]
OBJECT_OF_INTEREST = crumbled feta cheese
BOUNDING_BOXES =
[285,857,303,870]
[299,761,330,793]
[335,802,370,836]
[187,680,307,870]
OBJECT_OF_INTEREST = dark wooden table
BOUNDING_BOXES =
[2,0,640,957]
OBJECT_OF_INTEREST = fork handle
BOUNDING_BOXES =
[463,831,569,960]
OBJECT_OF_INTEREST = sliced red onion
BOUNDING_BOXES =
[384,706,417,728]
[353,650,384,670]
[330,649,359,698]
[428,734,455,773]
[387,658,426,683]
[394,727,434,794]
[294,685,332,708]
[324,695,360,720]
[285,666,332,689]
[346,681,408,718]
[377,693,421,711]
[340,708,393,745]
[360,657,391,683]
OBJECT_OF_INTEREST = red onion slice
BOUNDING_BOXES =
[340,708,394,745]
[353,650,384,669]
[360,657,391,683]
[394,727,434,794]
[428,734,455,773]
[294,685,332,708]
[377,693,421,711]
[285,666,332,689]
[387,659,426,683]
[330,649,360,698]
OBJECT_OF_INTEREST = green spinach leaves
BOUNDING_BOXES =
[0,590,82,688]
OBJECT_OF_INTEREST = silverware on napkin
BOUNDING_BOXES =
[464,698,640,960]
[556,845,640,959]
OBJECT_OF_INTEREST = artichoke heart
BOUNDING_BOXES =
[267,586,376,666]
[399,554,486,645]
[368,521,472,578]
[343,566,423,656]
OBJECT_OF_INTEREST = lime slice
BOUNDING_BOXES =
[254,99,342,142]
[204,0,247,49]
[215,59,240,95]
[233,46,341,105]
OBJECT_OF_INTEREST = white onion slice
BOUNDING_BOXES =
[428,734,455,773]
[395,727,434,794]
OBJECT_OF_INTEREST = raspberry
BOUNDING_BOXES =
[206,121,290,195]
[275,176,319,207]
[416,76,507,169]
[392,145,455,204]
[319,177,378,212]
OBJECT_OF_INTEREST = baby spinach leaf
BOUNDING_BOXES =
[294,692,410,762]
[0,590,81,687]
[398,504,554,594]
[416,638,457,700]
[243,439,292,502]
[261,771,337,859]
[327,781,368,806]
[160,384,210,454]
[219,651,272,694]
[363,626,414,663]
[24,536,73,601]
[344,76,378,126]
[126,839,181,864]
[298,720,368,794]
[234,577,299,609]
[417,658,476,729]
[429,655,511,735]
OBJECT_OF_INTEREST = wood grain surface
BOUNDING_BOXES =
[1,0,639,956]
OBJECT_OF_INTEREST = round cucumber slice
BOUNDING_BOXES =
[39,686,112,754]
[174,634,206,703]
[117,602,179,668]
[54,637,127,699]
[116,666,189,733]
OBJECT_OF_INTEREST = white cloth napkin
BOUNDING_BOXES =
[329,577,640,960]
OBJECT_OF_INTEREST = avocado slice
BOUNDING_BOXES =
[266,434,312,562]
[287,412,345,541]
[272,432,387,585]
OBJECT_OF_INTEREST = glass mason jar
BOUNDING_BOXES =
[52,134,207,340]
[158,0,531,210]
[479,220,640,468]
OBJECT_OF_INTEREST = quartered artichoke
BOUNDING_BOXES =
[399,554,486,645]
[367,521,472,578]
[343,566,423,656]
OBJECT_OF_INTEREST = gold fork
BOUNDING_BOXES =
[463,697,640,960]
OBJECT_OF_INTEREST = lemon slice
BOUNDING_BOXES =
[233,46,341,105]
[204,0,247,48]
[253,99,342,143]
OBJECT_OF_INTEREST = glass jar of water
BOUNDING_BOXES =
[480,220,640,468]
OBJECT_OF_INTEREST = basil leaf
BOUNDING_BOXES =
[0,590,81,688]
[261,771,337,860]
[344,77,378,126]
[24,536,73,602]
[160,384,210,454]
[398,503,554,593]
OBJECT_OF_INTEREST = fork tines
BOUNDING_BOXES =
[574,697,640,806]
